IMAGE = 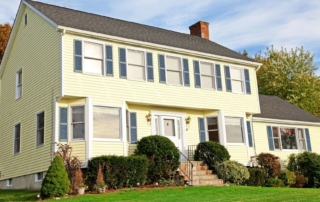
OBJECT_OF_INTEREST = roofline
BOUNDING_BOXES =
[252,117,320,126]
[57,25,262,67]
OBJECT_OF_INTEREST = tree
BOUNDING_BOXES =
[255,46,320,116]
[0,23,12,64]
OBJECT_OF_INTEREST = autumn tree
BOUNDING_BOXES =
[255,46,320,116]
[0,23,12,64]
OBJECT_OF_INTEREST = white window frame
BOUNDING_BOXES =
[165,54,184,86]
[126,47,147,82]
[205,116,220,142]
[35,172,44,182]
[225,116,245,145]
[14,123,21,155]
[298,128,307,151]
[199,60,217,90]
[70,105,86,141]
[229,66,245,94]
[36,111,45,147]
[270,126,306,151]
[15,68,22,100]
[24,13,27,26]
[82,40,105,76]
[7,178,12,187]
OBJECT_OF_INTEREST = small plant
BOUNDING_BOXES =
[266,178,284,187]
[278,170,296,187]
[246,167,265,186]
[40,156,70,198]
[216,160,249,185]
[74,168,85,188]
[96,165,105,188]
[257,153,281,179]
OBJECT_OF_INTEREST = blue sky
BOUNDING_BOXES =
[1,0,320,74]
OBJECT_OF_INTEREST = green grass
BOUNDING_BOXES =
[0,189,38,201]
[1,186,320,202]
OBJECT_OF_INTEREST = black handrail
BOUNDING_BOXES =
[178,150,193,186]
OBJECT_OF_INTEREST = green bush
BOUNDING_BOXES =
[266,178,284,187]
[134,135,180,182]
[87,155,148,189]
[291,173,308,188]
[245,167,265,186]
[216,160,249,185]
[287,152,320,187]
[194,141,230,172]
[40,156,70,198]
[257,153,281,179]
[278,170,296,187]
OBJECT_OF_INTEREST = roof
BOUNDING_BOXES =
[25,0,256,63]
[254,94,320,123]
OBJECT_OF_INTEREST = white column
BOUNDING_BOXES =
[53,98,57,154]
[218,109,227,147]
[122,101,128,156]
[243,112,251,166]
[85,97,93,162]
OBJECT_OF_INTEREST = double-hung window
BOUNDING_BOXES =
[298,128,306,151]
[230,67,244,93]
[207,117,219,142]
[200,62,215,89]
[127,49,146,81]
[16,69,22,99]
[72,106,85,140]
[36,112,45,146]
[14,123,21,154]
[166,56,183,85]
[271,127,305,150]
[225,117,244,144]
[83,42,104,75]
[93,106,121,139]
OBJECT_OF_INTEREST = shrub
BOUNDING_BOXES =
[245,167,265,186]
[287,152,320,187]
[87,155,148,189]
[134,135,179,182]
[194,141,230,172]
[257,153,281,179]
[216,160,249,185]
[278,170,296,187]
[74,168,85,188]
[40,156,70,198]
[265,178,284,187]
[96,165,105,188]
[291,173,308,188]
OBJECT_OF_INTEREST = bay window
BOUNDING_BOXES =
[225,117,244,143]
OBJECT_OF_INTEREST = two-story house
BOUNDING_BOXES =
[1,0,319,190]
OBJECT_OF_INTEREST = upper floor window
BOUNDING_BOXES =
[36,112,45,146]
[225,117,244,144]
[24,13,28,26]
[16,69,22,99]
[93,106,121,139]
[72,106,85,140]
[166,55,183,85]
[14,123,21,154]
[230,67,244,93]
[200,62,215,89]
[83,42,103,75]
[271,127,306,150]
[225,66,251,94]
[127,49,146,81]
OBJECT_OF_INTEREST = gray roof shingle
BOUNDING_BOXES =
[26,0,256,63]
[254,94,320,123]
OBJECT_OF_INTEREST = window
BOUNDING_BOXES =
[298,129,306,151]
[14,123,21,154]
[272,127,281,149]
[200,62,215,89]
[72,106,85,140]
[83,42,103,75]
[225,117,244,143]
[271,127,306,150]
[127,49,146,81]
[207,117,219,142]
[16,69,22,99]
[35,172,44,182]
[166,56,182,85]
[230,67,244,93]
[24,13,27,26]
[36,112,44,146]
[7,178,12,186]
[93,106,120,139]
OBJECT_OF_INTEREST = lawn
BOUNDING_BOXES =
[1,186,320,202]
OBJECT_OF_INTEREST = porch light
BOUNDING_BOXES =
[146,112,152,123]
[185,116,191,131]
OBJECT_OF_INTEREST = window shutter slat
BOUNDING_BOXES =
[244,69,251,94]
[224,65,232,92]
[215,64,222,91]
[158,54,166,83]
[147,52,154,82]
[183,58,190,86]
[246,121,253,147]
[106,45,113,76]
[130,112,137,143]
[194,60,201,88]
[59,107,68,140]
[74,40,82,71]
[198,117,206,142]
[305,128,312,151]
[267,126,274,151]
[119,48,127,78]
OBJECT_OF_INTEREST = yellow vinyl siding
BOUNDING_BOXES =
[226,146,249,163]
[68,142,86,162]
[0,5,60,180]
[92,142,124,157]
[128,144,137,156]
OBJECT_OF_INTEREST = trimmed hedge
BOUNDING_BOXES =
[246,167,265,186]
[216,160,249,185]
[87,155,148,189]
[265,178,284,187]
[278,170,296,187]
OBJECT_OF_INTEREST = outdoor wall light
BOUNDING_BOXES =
[185,116,191,131]
[146,112,152,123]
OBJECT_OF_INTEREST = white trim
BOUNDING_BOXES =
[229,66,245,94]
[243,112,250,162]
[122,101,128,156]
[164,53,184,86]
[7,178,12,187]
[35,111,45,148]
[199,60,217,91]
[254,70,261,114]
[82,40,105,76]
[86,98,92,161]
[35,172,44,182]
[69,105,86,141]
[60,30,65,97]
[53,98,57,153]
[252,117,320,126]
[225,116,246,145]
[218,110,226,147]
[15,68,22,100]
[126,47,147,82]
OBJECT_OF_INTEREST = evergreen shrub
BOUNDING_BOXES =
[246,167,265,186]
[216,160,249,185]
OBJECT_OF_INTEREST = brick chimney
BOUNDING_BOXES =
[189,21,210,40]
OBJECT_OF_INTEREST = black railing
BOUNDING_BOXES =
[178,150,193,186]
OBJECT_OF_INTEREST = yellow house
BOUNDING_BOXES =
[0,0,319,189]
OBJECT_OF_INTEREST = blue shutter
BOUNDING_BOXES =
[130,112,137,143]
[215,64,222,91]
[198,118,206,142]
[119,48,127,78]
[267,126,274,151]
[194,60,201,88]
[183,59,190,86]
[158,54,166,83]
[305,129,312,151]
[147,52,154,82]
[224,66,232,92]
[74,40,82,71]
[106,45,113,76]
[59,107,68,140]
[246,121,253,147]
[244,69,251,94]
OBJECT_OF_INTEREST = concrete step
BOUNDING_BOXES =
[179,169,213,176]
[192,174,219,180]
[180,161,203,167]
[180,165,208,171]
[192,179,224,186]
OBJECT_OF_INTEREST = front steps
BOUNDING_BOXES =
[178,161,224,186]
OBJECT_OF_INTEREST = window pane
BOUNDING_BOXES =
[72,107,84,122]
[84,42,103,59]
[128,49,145,66]
[167,71,182,85]
[207,117,218,130]
[201,76,215,89]
[231,80,243,92]
[280,128,298,149]
[164,119,175,136]
[272,127,279,137]
[208,131,219,143]
[37,129,44,145]
[18,71,22,83]
[37,112,44,129]
[274,138,280,149]
[17,86,22,98]
[166,56,181,71]
[300,140,306,150]
[298,129,304,139]
[200,62,214,75]
[225,117,243,143]
[84,58,103,75]
[93,106,120,139]
[73,123,85,139]
[14,139,20,153]
[15,124,21,139]
[127,64,145,80]
[231,68,242,80]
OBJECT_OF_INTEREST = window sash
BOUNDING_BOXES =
[36,112,44,146]
[166,56,183,85]
[93,106,121,139]
[14,124,21,154]
[72,106,85,140]
[230,67,244,93]
[225,117,243,143]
